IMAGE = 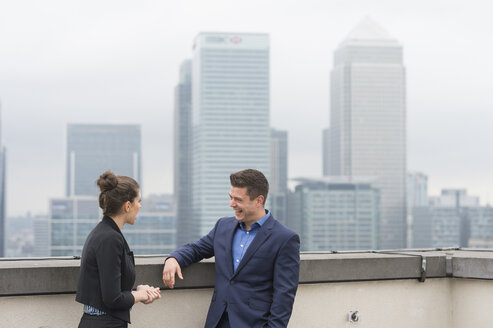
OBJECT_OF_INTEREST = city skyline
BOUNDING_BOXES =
[0,0,492,216]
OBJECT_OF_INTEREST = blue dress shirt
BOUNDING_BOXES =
[232,210,270,272]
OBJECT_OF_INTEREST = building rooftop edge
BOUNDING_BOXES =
[3,250,493,296]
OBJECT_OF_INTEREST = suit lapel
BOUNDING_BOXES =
[233,216,274,277]
[225,219,237,276]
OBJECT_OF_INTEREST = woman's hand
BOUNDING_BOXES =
[136,284,150,292]
[134,285,161,304]
[143,286,161,304]
[132,285,150,304]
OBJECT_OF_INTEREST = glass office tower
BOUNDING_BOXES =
[66,124,141,197]
[328,18,407,249]
[191,33,271,235]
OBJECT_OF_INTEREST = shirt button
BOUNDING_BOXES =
[230,280,235,285]
[240,244,244,247]
[236,259,239,262]
[246,232,250,234]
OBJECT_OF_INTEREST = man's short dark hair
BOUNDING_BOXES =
[230,169,269,205]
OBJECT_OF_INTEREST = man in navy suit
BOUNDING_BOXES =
[163,169,300,328]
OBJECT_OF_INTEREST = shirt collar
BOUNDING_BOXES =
[239,209,270,230]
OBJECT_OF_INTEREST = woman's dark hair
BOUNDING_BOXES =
[230,169,269,205]
[96,171,140,216]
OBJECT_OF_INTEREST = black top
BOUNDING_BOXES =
[76,216,136,323]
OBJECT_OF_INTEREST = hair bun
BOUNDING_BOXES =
[97,171,118,192]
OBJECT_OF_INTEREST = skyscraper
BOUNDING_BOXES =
[174,60,195,245]
[270,129,288,223]
[48,123,142,256]
[270,129,288,194]
[191,33,271,236]
[66,124,141,196]
[322,128,330,177]
[328,18,407,249]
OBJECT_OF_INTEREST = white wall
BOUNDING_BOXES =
[3,278,493,328]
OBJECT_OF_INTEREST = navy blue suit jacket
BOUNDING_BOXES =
[170,214,300,328]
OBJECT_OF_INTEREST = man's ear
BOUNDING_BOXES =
[257,195,265,206]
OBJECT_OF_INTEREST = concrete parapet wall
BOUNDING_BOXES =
[0,251,451,296]
[1,250,493,327]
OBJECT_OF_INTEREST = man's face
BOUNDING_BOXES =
[229,186,261,226]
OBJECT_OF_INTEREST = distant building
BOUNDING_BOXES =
[174,60,195,246]
[412,207,432,248]
[49,197,100,256]
[66,124,141,197]
[49,194,176,257]
[122,194,176,255]
[413,189,479,248]
[292,177,380,251]
[327,18,407,249]
[322,128,330,177]
[190,32,271,236]
[407,172,428,208]
[5,214,35,257]
[286,190,302,236]
[469,206,493,248]
[54,123,142,256]
[33,215,50,257]
[431,189,479,208]
[270,129,288,223]
[407,171,428,247]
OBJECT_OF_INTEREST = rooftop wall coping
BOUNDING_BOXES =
[1,249,492,296]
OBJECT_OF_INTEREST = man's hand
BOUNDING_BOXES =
[162,257,183,289]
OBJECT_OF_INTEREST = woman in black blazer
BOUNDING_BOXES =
[76,171,160,328]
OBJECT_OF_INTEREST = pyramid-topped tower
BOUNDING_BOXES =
[328,19,407,249]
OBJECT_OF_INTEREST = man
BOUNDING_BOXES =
[163,169,300,328]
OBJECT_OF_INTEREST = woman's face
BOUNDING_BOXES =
[126,191,141,225]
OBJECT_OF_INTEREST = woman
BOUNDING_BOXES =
[76,171,161,328]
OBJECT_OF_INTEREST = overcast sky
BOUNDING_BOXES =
[0,0,492,216]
